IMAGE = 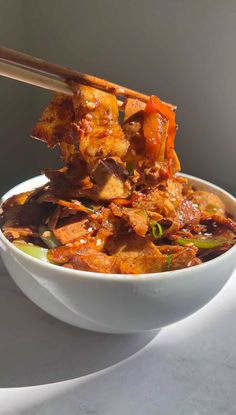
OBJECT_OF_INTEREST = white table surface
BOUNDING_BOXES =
[0,258,236,415]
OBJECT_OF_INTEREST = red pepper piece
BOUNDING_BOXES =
[144,95,176,163]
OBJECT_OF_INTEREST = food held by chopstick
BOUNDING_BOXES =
[1,83,235,274]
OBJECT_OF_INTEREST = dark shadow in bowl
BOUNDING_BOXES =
[0,259,159,387]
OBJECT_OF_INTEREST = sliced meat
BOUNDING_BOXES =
[44,159,130,202]
[123,100,146,163]
[3,227,36,240]
[201,214,236,233]
[212,214,236,233]
[123,98,145,122]
[2,204,51,228]
[189,191,226,216]
[31,85,129,166]
[105,232,166,273]
[110,203,149,237]
[187,257,202,267]
[158,244,198,270]
[48,243,83,264]
[31,94,75,149]
[118,250,166,274]
[90,158,130,200]
[176,199,201,229]
[71,84,129,164]
[2,191,33,210]
[123,117,145,163]
[53,217,90,244]
[106,232,159,256]
[48,227,112,265]
[169,245,198,270]
[165,179,184,208]
[142,162,169,187]
[132,189,176,218]
[64,249,119,273]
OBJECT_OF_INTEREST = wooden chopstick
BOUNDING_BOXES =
[0,61,127,108]
[0,46,176,110]
[0,61,73,96]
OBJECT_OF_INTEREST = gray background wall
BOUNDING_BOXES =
[0,0,235,195]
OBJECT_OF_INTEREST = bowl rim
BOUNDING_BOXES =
[0,173,236,282]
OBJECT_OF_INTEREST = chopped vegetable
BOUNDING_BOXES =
[13,242,49,262]
[145,95,176,166]
[151,221,163,240]
[166,254,172,270]
[176,236,228,249]
[82,200,94,212]
[143,112,162,160]
[39,225,60,248]
[126,162,134,176]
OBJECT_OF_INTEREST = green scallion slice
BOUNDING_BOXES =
[176,237,227,249]
[151,222,163,240]
[13,242,49,262]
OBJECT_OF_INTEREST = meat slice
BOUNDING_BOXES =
[72,84,129,164]
[110,203,149,237]
[169,246,198,270]
[105,233,166,273]
[189,191,226,216]
[117,251,165,274]
[90,158,130,200]
[123,98,145,122]
[158,244,198,270]
[132,188,176,218]
[2,191,33,210]
[142,162,169,187]
[64,249,119,273]
[123,99,146,164]
[31,85,129,165]
[176,199,201,229]
[165,179,184,208]
[3,227,36,240]
[201,214,236,233]
[31,94,74,149]
[2,204,51,228]
[53,217,90,244]
[106,233,153,255]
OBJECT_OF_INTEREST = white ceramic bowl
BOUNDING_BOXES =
[0,174,236,333]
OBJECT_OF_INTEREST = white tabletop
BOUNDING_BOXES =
[0,258,236,415]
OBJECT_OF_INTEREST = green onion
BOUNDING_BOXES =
[39,226,60,248]
[176,237,227,249]
[166,254,172,270]
[81,200,94,212]
[13,242,49,262]
[151,221,163,240]
[86,206,94,213]
[126,162,134,176]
